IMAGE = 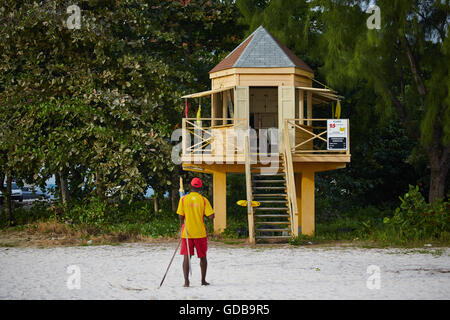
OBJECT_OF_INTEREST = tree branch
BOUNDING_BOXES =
[385,85,421,142]
[0,171,5,194]
[441,144,450,168]
[386,86,407,121]
[415,9,446,43]
[402,35,427,98]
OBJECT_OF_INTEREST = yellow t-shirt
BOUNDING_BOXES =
[177,192,214,239]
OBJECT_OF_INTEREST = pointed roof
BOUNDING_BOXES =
[210,26,313,74]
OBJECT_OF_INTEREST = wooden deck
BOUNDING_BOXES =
[180,117,350,171]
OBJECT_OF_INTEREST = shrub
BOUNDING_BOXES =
[66,198,107,227]
[383,185,449,240]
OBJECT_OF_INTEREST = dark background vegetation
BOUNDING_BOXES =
[0,0,448,246]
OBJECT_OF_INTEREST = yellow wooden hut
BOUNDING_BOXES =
[180,26,350,243]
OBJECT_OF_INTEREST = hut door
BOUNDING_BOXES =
[234,86,249,130]
[278,86,295,151]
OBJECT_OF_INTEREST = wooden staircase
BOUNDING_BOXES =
[244,126,298,244]
[251,157,292,242]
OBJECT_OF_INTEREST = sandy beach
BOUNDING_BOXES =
[0,243,449,300]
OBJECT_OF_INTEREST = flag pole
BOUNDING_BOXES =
[179,177,192,276]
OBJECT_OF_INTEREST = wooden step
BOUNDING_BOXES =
[252,172,285,176]
[255,221,291,225]
[254,207,288,211]
[255,235,291,240]
[252,186,286,190]
[253,193,287,197]
[254,214,290,218]
[251,167,284,171]
[252,180,285,183]
[257,200,288,204]
[256,228,291,232]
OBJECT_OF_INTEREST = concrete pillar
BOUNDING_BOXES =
[213,171,227,234]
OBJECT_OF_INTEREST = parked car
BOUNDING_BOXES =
[21,186,49,200]
[0,182,23,204]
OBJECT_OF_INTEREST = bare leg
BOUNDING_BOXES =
[183,255,191,287]
[200,256,209,285]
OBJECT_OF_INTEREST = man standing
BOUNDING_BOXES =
[177,177,215,287]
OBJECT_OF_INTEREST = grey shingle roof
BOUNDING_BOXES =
[234,26,296,68]
[210,26,313,73]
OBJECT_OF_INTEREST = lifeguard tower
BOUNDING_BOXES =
[180,26,350,243]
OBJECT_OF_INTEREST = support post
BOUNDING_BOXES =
[300,168,315,235]
[211,93,217,127]
[307,91,312,126]
[294,173,302,237]
[298,89,304,125]
[182,118,187,157]
[222,92,227,125]
[213,171,227,234]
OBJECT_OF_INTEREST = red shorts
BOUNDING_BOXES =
[180,237,208,258]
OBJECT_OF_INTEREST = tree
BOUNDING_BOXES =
[0,0,243,212]
[316,0,449,203]
[0,101,43,223]
[235,0,445,208]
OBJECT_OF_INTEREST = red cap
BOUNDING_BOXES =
[191,178,202,188]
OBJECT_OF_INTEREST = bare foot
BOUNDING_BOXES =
[201,281,210,286]
[184,281,190,288]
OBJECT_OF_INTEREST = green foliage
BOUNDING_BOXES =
[226,173,247,218]
[0,0,244,213]
[66,197,111,227]
[0,198,181,238]
[1,1,448,245]
[221,217,249,239]
[0,200,53,227]
[315,0,450,201]
[235,0,440,225]
[236,0,322,69]
[107,217,180,238]
[383,185,450,240]
[316,120,419,220]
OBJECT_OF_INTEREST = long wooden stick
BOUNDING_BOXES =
[185,222,192,276]
[159,227,182,288]
[179,177,192,276]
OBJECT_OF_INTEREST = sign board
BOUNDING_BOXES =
[327,119,348,150]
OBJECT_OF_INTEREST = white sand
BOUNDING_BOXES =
[0,243,449,300]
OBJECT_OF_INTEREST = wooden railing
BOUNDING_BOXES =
[282,123,298,236]
[244,135,255,244]
[285,119,350,155]
[182,118,247,159]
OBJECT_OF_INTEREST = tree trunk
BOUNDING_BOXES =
[154,194,159,213]
[71,168,83,199]
[6,175,13,224]
[171,188,179,212]
[96,172,106,202]
[54,172,61,199]
[428,146,450,203]
[0,174,14,225]
[59,171,70,205]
